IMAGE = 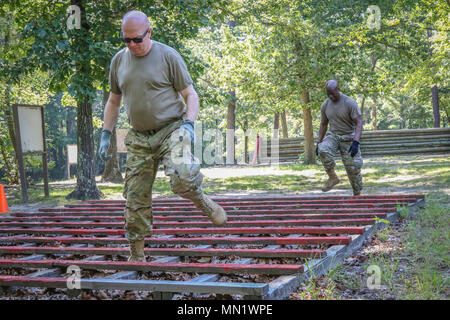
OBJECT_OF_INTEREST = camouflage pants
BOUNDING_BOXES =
[317,131,363,193]
[123,118,203,241]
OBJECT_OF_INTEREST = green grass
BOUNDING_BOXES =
[401,193,449,299]
[311,192,449,300]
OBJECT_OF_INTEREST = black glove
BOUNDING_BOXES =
[348,141,360,158]
[315,143,319,156]
[180,120,195,143]
[99,129,112,161]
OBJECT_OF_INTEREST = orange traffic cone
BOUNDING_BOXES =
[0,184,9,214]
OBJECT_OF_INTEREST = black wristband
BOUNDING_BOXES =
[101,129,112,137]
[184,120,195,129]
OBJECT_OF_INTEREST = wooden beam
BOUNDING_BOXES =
[0,226,366,236]
[0,276,269,296]
[0,246,326,259]
[0,218,376,229]
[0,212,389,222]
[0,235,351,246]
[0,259,303,275]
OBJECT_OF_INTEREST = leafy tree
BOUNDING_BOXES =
[4,0,229,199]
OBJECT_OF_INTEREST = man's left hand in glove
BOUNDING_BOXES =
[348,140,360,158]
[179,120,195,147]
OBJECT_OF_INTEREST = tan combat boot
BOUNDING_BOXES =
[321,169,340,192]
[191,193,227,226]
[128,240,146,262]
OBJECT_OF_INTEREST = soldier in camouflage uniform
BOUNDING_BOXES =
[99,10,227,262]
[316,80,363,196]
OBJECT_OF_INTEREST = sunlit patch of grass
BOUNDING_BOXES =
[202,174,323,194]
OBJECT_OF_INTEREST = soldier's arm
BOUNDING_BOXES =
[318,116,329,142]
[353,115,363,142]
[103,92,122,131]
[180,84,199,121]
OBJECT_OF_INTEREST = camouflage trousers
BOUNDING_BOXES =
[317,131,363,193]
[123,118,203,241]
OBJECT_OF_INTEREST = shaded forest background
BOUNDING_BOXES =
[0,0,448,199]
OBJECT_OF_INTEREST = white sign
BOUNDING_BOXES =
[67,144,77,164]
[17,106,44,153]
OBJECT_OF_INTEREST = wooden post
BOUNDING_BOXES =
[41,107,49,197]
[12,105,28,202]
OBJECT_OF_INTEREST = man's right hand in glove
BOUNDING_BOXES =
[99,129,112,161]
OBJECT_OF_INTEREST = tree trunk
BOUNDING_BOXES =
[431,85,440,128]
[66,107,76,137]
[427,30,440,128]
[1,24,19,184]
[244,118,249,164]
[360,96,366,117]
[101,87,123,183]
[281,110,288,138]
[301,91,315,164]
[372,96,378,131]
[273,112,280,139]
[66,0,101,199]
[226,91,235,165]
[67,96,102,200]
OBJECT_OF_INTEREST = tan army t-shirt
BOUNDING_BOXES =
[321,93,362,135]
[109,40,193,131]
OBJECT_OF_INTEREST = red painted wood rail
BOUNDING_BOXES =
[0,235,351,246]
[0,218,376,228]
[0,212,389,222]
[0,246,326,258]
[0,226,366,236]
[0,259,303,275]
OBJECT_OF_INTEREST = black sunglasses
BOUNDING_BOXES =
[120,28,149,44]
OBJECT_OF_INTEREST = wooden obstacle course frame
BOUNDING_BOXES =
[0,194,424,299]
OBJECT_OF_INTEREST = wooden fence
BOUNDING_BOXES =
[260,127,450,162]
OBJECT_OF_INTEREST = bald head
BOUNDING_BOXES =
[122,10,149,29]
[325,80,341,102]
[326,80,339,90]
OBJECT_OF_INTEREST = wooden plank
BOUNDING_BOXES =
[65,198,416,207]
[0,218,376,229]
[0,212,389,222]
[57,203,401,211]
[0,226,366,236]
[0,235,351,246]
[85,194,424,204]
[0,276,269,296]
[16,207,396,217]
[0,259,303,275]
[0,246,325,258]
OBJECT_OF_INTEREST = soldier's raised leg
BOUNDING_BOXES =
[159,126,227,226]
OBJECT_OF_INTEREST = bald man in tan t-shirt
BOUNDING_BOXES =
[99,10,227,262]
